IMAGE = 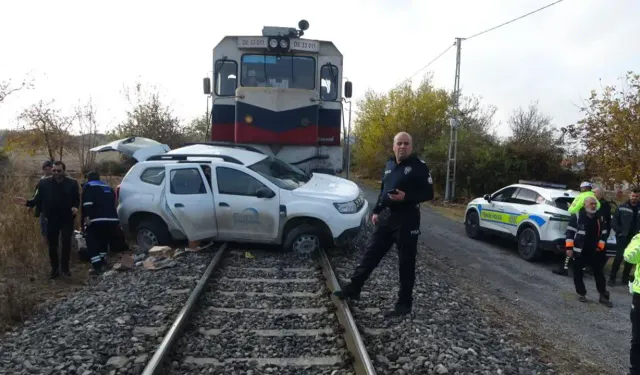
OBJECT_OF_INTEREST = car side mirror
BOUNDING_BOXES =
[484,194,491,202]
[256,187,275,198]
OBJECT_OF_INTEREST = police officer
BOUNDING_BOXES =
[81,171,119,274]
[610,188,640,287]
[622,233,640,374]
[334,132,434,317]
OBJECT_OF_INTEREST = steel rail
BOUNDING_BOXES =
[141,242,228,375]
[319,249,377,375]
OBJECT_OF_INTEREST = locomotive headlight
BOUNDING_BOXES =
[269,38,278,48]
[279,39,289,49]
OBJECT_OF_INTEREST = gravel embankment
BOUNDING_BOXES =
[166,249,353,375]
[328,220,557,375]
[0,247,217,375]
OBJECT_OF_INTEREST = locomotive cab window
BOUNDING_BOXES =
[320,64,339,101]
[215,60,237,97]
[241,54,316,90]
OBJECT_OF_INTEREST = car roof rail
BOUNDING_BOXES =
[146,154,243,165]
[182,141,265,155]
[518,180,567,190]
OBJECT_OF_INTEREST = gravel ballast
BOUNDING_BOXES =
[166,249,353,375]
[0,248,217,375]
[328,220,557,375]
[0,219,572,375]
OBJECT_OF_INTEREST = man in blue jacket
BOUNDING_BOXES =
[334,132,434,317]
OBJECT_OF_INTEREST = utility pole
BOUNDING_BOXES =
[444,37,463,202]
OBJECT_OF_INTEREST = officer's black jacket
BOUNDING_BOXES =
[26,176,80,220]
[613,200,640,239]
[372,153,434,214]
[597,198,612,236]
[81,180,119,224]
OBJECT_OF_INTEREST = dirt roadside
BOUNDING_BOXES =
[358,185,631,375]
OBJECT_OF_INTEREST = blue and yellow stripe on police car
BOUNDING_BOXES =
[471,204,547,227]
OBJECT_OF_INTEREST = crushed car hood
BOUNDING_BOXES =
[291,173,360,201]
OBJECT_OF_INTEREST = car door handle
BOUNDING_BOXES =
[174,203,184,208]
[498,208,504,211]
[219,202,229,207]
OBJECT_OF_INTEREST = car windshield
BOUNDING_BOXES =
[247,156,311,190]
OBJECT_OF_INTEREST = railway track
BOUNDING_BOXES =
[140,243,376,375]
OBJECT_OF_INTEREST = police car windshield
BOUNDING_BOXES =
[248,156,311,190]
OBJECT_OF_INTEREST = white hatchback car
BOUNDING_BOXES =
[463,181,617,261]
[91,137,368,254]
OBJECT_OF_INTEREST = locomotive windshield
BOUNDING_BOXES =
[241,54,315,90]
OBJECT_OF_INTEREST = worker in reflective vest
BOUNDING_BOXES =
[623,234,640,375]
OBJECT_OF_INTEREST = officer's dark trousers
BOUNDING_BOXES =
[631,293,639,375]
[572,248,607,296]
[47,216,74,274]
[611,236,633,282]
[86,222,118,270]
[350,208,420,308]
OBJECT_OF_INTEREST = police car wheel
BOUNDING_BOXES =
[283,224,323,255]
[517,227,541,262]
[465,211,482,239]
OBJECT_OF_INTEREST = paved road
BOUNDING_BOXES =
[359,186,631,375]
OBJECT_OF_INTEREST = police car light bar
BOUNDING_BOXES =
[518,180,568,190]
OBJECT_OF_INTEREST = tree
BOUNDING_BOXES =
[576,71,640,186]
[113,81,184,148]
[506,101,559,152]
[0,75,33,106]
[9,100,74,161]
[68,98,102,172]
[183,114,209,142]
[351,75,450,177]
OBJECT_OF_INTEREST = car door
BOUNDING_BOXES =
[480,186,518,234]
[212,165,280,241]
[504,188,541,235]
[163,164,218,241]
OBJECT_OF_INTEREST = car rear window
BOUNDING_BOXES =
[553,197,575,211]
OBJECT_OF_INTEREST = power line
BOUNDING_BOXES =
[465,0,567,41]
[396,43,456,87]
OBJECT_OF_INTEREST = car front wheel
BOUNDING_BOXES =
[283,224,324,255]
[465,210,482,239]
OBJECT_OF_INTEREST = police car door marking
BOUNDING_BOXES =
[478,208,547,227]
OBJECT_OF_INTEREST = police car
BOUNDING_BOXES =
[90,137,368,254]
[463,180,617,261]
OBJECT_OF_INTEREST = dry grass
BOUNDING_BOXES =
[0,155,125,333]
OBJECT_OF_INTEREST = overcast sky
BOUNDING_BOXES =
[0,0,638,139]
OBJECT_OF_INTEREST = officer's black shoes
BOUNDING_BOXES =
[552,268,569,276]
[578,295,587,303]
[384,304,412,318]
[333,283,361,301]
[61,270,71,278]
[49,269,60,279]
[599,292,613,307]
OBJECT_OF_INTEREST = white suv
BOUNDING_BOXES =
[91,137,368,254]
[463,181,617,261]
